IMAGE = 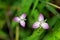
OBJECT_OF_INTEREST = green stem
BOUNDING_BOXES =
[48,2,60,9]
[15,26,19,40]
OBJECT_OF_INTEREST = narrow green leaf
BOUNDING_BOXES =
[46,5,60,19]
[48,16,58,27]
[26,28,45,40]
[0,20,5,29]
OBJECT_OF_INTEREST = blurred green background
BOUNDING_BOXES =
[0,0,60,40]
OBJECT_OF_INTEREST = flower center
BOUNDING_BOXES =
[40,20,44,24]
[19,17,26,21]
[20,18,26,21]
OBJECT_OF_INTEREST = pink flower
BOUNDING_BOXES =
[32,13,49,29]
[13,13,26,27]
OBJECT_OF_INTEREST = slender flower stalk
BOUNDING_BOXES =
[32,13,49,29]
[48,2,60,9]
[13,13,26,27]
[15,26,19,40]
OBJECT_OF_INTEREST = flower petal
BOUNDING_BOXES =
[39,13,44,21]
[20,20,25,27]
[32,22,40,28]
[41,23,49,29]
[20,13,26,19]
[13,17,20,22]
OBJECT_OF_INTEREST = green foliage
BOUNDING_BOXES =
[0,30,9,40]
[46,4,60,19]
[48,16,58,27]
[43,19,60,40]
[0,0,60,40]
[0,20,5,29]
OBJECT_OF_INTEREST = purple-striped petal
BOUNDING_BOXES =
[20,13,26,19]
[20,21,25,27]
[39,13,44,21]
[41,23,49,29]
[13,17,20,22]
[32,22,40,28]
